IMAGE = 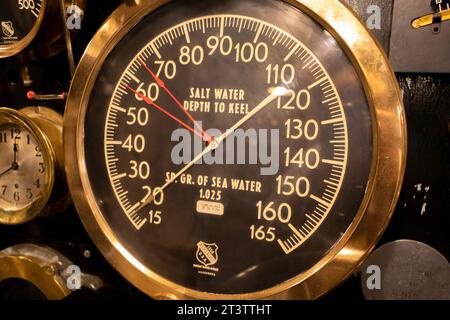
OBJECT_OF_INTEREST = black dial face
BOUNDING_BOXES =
[83,0,373,295]
[0,0,43,45]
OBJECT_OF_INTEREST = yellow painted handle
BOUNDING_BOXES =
[412,9,450,28]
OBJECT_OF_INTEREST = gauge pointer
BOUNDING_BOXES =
[138,57,211,142]
[135,87,287,210]
[213,87,288,147]
[127,85,208,141]
[133,136,220,212]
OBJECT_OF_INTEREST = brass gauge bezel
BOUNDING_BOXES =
[64,0,407,299]
[0,0,47,58]
[0,108,55,225]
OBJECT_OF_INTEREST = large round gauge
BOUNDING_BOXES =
[65,0,406,299]
[0,0,46,58]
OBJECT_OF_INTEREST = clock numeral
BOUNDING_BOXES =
[1,185,6,195]
[10,128,21,139]
[35,146,42,157]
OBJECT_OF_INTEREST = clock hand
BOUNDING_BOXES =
[135,87,286,210]
[12,139,18,165]
[0,140,20,178]
[0,166,13,178]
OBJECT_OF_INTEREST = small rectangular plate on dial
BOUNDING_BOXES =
[196,200,224,216]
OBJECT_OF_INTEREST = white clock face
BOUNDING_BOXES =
[0,124,47,211]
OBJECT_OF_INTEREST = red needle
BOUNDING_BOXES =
[137,57,211,142]
[127,85,206,141]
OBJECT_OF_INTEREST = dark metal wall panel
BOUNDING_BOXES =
[385,75,450,259]
[342,0,393,52]
[344,0,449,261]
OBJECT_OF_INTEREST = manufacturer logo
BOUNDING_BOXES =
[1,21,14,37]
[193,241,219,276]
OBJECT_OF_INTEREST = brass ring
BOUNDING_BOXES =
[0,0,47,58]
[64,0,407,299]
[0,244,71,300]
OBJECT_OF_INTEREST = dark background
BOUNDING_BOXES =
[0,0,448,300]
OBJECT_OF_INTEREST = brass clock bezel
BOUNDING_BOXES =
[0,108,55,225]
[20,106,71,217]
[64,0,407,299]
[0,0,47,58]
